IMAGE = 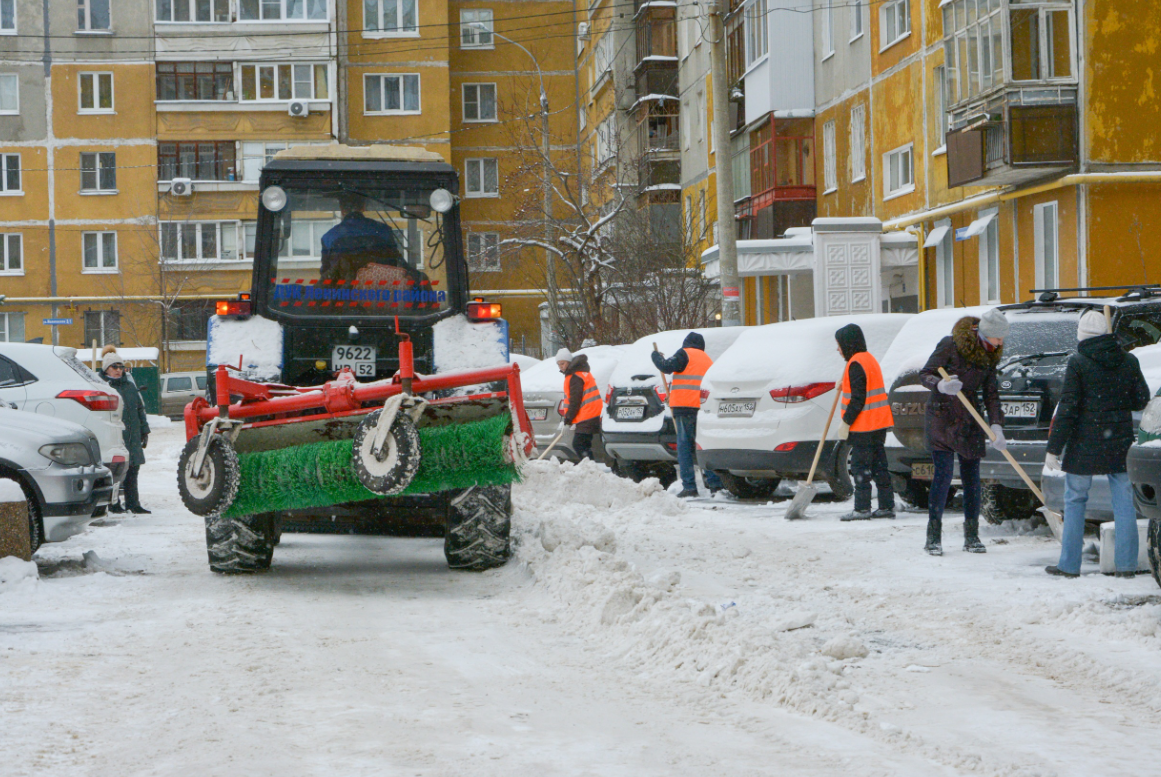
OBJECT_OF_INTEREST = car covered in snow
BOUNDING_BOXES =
[0,407,114,552]
[522,345,628,463]
[696,314,911,499]
[602,328,746,485]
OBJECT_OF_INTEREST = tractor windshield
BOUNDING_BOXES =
[263,184,453,317]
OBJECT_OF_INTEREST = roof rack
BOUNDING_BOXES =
[1027,285,1161,303]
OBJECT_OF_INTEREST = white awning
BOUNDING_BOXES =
[737,250,814,276]
[960,212,997,240]
[923,225,950,248]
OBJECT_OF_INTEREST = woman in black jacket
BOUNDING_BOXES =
[1044,310,1150,578]
[917,309,1009,555]
[101,349,151,514]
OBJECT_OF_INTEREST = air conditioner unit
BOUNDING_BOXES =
[288,100,310,117]
[169,178,193,196]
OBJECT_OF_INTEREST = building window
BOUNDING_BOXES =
[850,0,863,40]
[157,62,233,101]
[161,221,239,262]
[594,33,614,78]
[934,219,954,308]
[240,63,328,102]
[822,120,836,192]
[464,158,498,197]
[462,83,497,122]
[80,152,116,192]
[941,0,1003,105]
[823,0,834,56]
[364,0,416,34]
[168,301,214,342]
[0,312,24,342]
[699,190,707,238]
[159,141,236,181]
[883,143,914,198]
[77,0,110,31]
[879,0,910,50]
[1034,201,1059,291]
[933,65,947,148]
[977,208,1000,303]
[84,311,120,347]
[1008,4,1073,81]
[364,74,420,114]
[82,232,118,272]
[460,9,493,48]
[849,105,865,182]
[596,118,615,164]
[744,0,768,67]
[240,140,327,181]
[0,73,17,114]
[1,0,14,33]
[0,233,21,274]
[155,0,229,22]
[1,153,19,193]
[239,0,326,21]
[466,232,500,272]
[78,72,113,112]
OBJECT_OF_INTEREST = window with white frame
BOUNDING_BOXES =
[879,0,909,50]
[0,312,25,342]
[578,106,586,132]
[460,9,493,48]
[596,118,615,163]
[684,195,692,236]
[155,0,229,22]
[744,0,768,67]
[1034,201,1059,291]
[239,0,326,21]
[696,90,705,143]
[850,0,863,40]
[883,143,914,198]
[161,221,240,262]
[364,73,420,114]
[78,72,113,112]
[594,33,614,78]
[465,158,498,197]
[935,219,954,308]
[243,218,339,261]
[977,209,1000,303]
[83,310,119,347]
[1,0,14,33]
[462,83,496,122]
[364,0,417,34]
[80,152,116,192]
[0,233,21,274]
[77,0,110,30]
[0,73,17,114]
[682,104,690,150]
[699,190,707,237]
[933,65,947,148]
[849,104,865,182]
[822,120,836,192]
[823,0,834,56]
[240,63,328,101]
[467,232,500,272]
[1,153,19,193]
[82,231,118,272]
[240,140,327,182]
[941,0,1003,105]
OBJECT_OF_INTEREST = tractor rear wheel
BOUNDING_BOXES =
[178,435,240,517]
[444,484,512,571]
[205,512,275,574]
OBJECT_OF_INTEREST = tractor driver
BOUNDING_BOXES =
[320,192,405,282]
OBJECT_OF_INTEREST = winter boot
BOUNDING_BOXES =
[676,489,699,499]
[871,507,896,519]
[840,509,873,521]
[924,517,943,556]
[963,517,986,553]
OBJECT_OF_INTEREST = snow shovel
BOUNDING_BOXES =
[537,425,567,461]
[937,367,1064,539]
[784,376,845,521]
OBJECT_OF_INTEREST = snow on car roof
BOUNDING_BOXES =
[880,306,992,384]
[609,327,747,387]
[521,345,629,394]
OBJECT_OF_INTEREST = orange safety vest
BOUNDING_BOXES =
[841,351,894,432]
[670,348,713,409]
[562,371,602,423]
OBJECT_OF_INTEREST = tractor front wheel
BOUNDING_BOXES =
[444,484,512,571]
[205,512,276,574]
[177,434,240,517]
[352,410,421,496]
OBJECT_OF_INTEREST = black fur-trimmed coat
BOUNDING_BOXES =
[918,316,1004,459]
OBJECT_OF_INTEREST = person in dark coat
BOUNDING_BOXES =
[652,332,723,498]
[1044,310,1151,578]
[101,350,151,514]
[918,309,1009,555]
[835,323,896,521]
[556,348,601,461]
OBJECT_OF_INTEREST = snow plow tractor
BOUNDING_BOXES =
[179,144,533,574]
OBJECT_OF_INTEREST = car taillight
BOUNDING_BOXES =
[58,389,120,411]
[654,386,667,403]
[699,389,710,405]
[605,385,613,405]
[666,442,677,450]
[769,382,836,403]
[556,399,567,416]
[216,299,251,317]
[467,300,502,321]
[775,442,797,451]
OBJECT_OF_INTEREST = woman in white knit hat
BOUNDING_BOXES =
[100,347,151,514]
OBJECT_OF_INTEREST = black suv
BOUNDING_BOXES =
[887,287,1161,522]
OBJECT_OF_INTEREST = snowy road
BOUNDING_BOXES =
[3,424,1161,776]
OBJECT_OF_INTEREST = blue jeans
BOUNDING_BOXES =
[674,413,722,492]
[1058,472,1138,575]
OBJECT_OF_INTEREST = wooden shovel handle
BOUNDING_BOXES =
[804,375,845,486]
[652,342,671,404]
[937,367,1047,504]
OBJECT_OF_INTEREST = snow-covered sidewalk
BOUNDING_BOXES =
[3,425,1161,776]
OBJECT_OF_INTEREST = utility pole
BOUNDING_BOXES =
[708,1,741,327]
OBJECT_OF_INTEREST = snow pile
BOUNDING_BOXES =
[433,315,507,372]
[207,314,284,381]
[520,344,628,395]
[0,478,24,502]
[607,327,746,391]
[145,414,173,429]
[0,555,38,593]
[509,353,542,372]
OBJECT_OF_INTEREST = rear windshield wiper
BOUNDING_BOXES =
[998,350,1071,371]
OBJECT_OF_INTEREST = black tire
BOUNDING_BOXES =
[205,511,275,574]
[444,484,512,571]
[717,471,781,500]
[981,483,1040,525]
[177,435,240,517]
[1,475,43,554]
[352,410,421,495]
[891,473,931,509]
[1147,517,1161,589]
[825,442,854,501]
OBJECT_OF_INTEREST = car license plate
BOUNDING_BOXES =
[912,462,935,480]
[616,405,645,420]
[528,407,548,421]
[332,345,377,377]
[1002,400,1039,419]
[718,400,757,418]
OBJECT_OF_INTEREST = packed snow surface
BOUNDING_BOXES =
[4,425,1161,775]
[432,314,507,372]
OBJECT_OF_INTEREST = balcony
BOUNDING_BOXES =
[634,3,677,98]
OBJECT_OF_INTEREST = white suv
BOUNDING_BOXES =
[0,344,130,488]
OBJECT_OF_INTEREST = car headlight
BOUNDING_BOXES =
[39,443,94,467]
[1141,397,1161,436]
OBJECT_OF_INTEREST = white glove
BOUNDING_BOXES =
[1044,453,1062,472]
[836,421,850,440]
[989,424,1007,451]
[937,375,963,395]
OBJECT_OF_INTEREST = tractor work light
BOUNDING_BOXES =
[216,299,252,317]
[430,188,455,213]
[261,185,287,212]
[467,301,502,321]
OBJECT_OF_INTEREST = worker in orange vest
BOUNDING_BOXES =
[836,323,896,521]
[652,332,723,498]
[557,348,602,461]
